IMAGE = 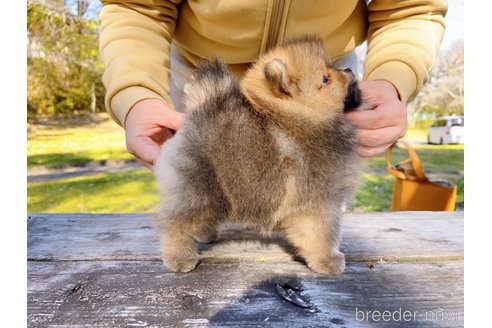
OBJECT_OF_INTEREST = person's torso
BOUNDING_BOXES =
[174,0,368,75]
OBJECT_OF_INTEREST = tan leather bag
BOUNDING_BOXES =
[386,141,457,211]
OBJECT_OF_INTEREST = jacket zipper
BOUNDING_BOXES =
[265,0,286,51]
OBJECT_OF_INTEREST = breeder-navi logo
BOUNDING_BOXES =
[355,307,462,323]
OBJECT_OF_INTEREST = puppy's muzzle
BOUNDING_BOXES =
[343,68,356,82]
[343,68,361,112]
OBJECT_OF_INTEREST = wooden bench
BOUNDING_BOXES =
[28,212,463,327]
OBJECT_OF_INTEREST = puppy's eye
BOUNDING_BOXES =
[322,75,329,84]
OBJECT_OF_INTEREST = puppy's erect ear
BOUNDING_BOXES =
[263,58,290,96]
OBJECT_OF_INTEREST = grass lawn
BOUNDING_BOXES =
[27,115,464,213]
[28,113,132,167]
[28,169,158,213]
[366,143,464,174]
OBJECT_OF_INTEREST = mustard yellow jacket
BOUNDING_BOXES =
[99,0,447,126]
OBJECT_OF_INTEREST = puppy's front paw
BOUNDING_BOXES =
[164,253,200,273]
[308,250,346,275]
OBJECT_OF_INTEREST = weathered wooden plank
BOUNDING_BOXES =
[28,212,464,262]
[27,260,463,328]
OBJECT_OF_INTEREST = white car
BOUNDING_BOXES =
[427,116,464,144]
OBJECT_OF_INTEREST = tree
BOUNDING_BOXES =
[27,0,104,116]
[409,40,464,118]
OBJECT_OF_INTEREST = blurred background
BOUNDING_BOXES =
[27,0,464,213]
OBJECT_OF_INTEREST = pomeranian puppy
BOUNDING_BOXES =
[154,36,363,275]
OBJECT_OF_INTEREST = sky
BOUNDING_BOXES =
[440,0,464,51]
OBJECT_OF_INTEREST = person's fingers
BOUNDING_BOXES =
[135,157,154,171]
[346,102,407,130]
[149,126,174,145]
[358,145,389,158]
[126,98,185,131]
[355,125,406,149]
[126,135,162,168]
[358,79,399,104]
[157,108,185,131]
[124,99,183,169]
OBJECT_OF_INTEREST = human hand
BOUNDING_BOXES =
[124,98,184,170]
[345,80,407,157]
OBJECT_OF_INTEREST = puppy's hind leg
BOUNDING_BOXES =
[157,191,225,272]
[279,212,345,275]
[155,135,227,272]
[157,206,224,273]
[157,214,200,273]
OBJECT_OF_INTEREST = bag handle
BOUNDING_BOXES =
[386,140,427,181]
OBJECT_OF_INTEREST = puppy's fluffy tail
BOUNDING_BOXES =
[183,58,238,112]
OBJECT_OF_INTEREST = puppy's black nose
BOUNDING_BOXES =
[343,68,353,73]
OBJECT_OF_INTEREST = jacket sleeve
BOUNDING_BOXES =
[99,0,182,126]
[363,0,447,103]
